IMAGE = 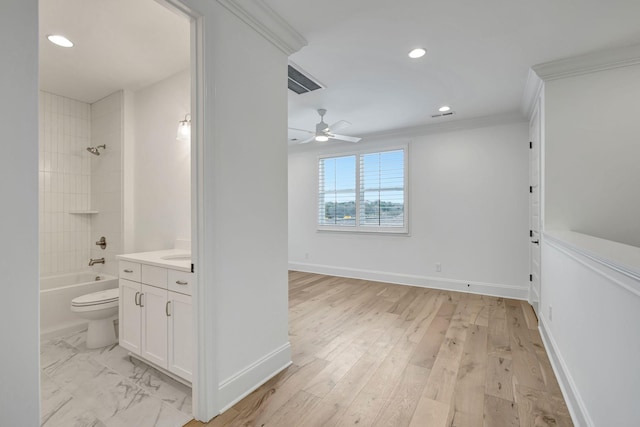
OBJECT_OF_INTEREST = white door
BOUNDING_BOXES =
[140,284,168,369]
[167,291,193,381]
[529,101,542,313]
[119,279,141,354]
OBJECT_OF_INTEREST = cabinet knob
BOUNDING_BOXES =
[139,293,144,308]
[134,291,140,306]
[124,269,133,273]
[166,301,171,317]
[176,280,188,285]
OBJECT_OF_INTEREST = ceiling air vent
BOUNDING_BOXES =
[431,111,455,118]
[288,64,323,95]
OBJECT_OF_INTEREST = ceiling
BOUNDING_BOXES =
[39,0,189,103]
[40,0,640,139]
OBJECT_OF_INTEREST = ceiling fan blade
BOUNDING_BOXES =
[329,133,362,143]
[328,120,351,133]
[298,135,316,144]
[288,127,315,135]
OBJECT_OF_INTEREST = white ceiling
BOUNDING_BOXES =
[40,0,640,139]
[271,0,640,141]
[39,0,189,103]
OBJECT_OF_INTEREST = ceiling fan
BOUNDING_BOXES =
[289,109,362,144]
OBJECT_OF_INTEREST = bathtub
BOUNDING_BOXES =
[40,272,118,336]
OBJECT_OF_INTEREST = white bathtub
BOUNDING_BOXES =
[40,272,118,336]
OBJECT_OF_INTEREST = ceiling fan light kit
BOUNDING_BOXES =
[289,108,362,144]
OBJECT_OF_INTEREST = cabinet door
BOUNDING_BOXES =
[167,291,193,381]
[119,279,141,355]
[140,284,168,369]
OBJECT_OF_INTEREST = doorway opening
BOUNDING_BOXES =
[38,0,195,424]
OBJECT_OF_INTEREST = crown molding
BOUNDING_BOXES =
[288,112,527,153]
[521,68,544,119]
[532,43,640,81]
[359,111,527,142]
[216,0,307,55]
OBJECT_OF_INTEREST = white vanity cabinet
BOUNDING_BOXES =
[119,278,142,354]
[167,290,193,380]
[117,254,193,383]
[140,282,169,367]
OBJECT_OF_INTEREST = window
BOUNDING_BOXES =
[318,146,407,233]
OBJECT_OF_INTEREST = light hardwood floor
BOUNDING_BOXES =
[186,272,572,427]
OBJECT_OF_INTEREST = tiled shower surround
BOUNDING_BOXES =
[39,92,92,276]
[39,91,123,277]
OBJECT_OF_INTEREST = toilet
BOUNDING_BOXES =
[71,288,119,349]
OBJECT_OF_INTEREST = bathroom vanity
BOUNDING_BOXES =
[117,250,193,383]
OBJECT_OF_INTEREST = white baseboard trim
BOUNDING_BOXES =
[288,262,528,300]
[217,342,292,413]
[539,318,593,427]
[40,320,87,339]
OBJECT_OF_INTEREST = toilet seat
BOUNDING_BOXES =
[71,288,119,308]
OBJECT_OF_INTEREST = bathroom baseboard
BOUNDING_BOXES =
[40,321,88,340]
[41,318,118,341]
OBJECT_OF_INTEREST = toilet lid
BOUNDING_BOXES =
[71,288,119,307]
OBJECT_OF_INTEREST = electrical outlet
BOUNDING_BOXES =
[436,263,442,272]
[548,305,553,321]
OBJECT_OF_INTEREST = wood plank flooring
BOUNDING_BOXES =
[186,272,572,427]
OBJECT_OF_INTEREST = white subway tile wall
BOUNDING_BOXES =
[90,92,123,277]
[39,92,92,276]
[39,91,123,277]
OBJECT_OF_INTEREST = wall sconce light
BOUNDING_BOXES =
[177,114,191,142]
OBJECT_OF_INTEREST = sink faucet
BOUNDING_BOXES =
[89,258,105,266]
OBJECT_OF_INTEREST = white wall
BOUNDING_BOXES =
[90,91,124,276]
[540,233,640,426]
[132,69,191,252]
[39,92,92,276]
[0,0,40,424]
[545,64,640,247]
[289,121,530,298]
[200,1,292,412]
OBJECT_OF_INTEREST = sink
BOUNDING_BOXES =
[161,254,191,261]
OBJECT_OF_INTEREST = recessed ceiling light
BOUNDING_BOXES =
[47,35,74,48]
[408,48,426,59]
[438,105,451,112]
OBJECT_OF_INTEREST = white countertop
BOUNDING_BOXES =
[117,249,192,272]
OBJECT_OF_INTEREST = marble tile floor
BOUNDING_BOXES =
[40,329,192,427]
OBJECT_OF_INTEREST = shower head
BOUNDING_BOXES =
[86,145,106,156]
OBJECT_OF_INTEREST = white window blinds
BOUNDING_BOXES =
[359,149,405,227]
[318,155,356,226]
[318,147,407,233]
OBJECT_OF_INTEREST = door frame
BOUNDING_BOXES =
[158,0,219,420]
[528,99,542,313]
[523,70,545,315]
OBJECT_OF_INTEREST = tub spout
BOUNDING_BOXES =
[89,258,105,266]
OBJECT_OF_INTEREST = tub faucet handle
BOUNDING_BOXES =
[96,236,107,250]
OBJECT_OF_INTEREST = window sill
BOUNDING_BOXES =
[316,227,410,236]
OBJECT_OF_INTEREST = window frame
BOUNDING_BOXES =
[317,144,409,234]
